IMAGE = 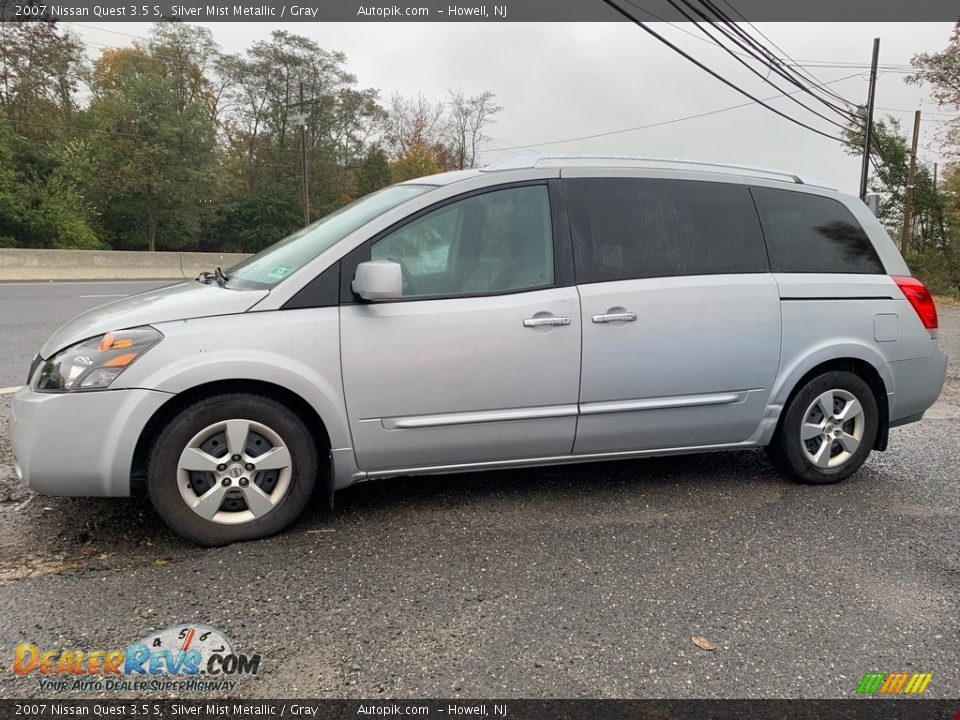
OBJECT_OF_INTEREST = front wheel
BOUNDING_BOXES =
[766,370,879,485]
[148,393,318,546]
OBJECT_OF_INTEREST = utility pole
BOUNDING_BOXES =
[900,110,921,255]
[859,38,880,201]
[298,81,310,227]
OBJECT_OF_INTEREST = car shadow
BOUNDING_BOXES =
[1,446,870,568]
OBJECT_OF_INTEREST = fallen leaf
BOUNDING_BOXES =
[691,635,716,651]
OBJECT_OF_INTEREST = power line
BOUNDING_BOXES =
[620,0,861,113]
[786,61,913,69]
[70,22,156,41]
[485,72,866,152]
[876,106,958,119]
[600,0,847,144]
[656,0,855,129]
[714,0,862,108]
[2,115,158,140]
[690,1,860,117]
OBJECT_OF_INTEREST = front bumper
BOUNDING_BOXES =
[10,386,172,497]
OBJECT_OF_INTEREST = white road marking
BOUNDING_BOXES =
[78,294,127,298]
[0,386,22,395]
[0,280,172,287]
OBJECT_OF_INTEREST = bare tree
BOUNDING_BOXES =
[446,88,502,170]
[385,92,446,158]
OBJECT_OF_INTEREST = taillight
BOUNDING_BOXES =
[893,276,938,331]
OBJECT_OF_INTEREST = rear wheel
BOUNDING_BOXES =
[766,370,878,485]
[148,393,317,546]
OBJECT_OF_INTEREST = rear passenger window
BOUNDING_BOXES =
[565,178,768,283]
[751,186,885,274]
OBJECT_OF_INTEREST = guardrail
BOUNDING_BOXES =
[0,248,252,281]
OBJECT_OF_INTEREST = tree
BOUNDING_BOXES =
[355,145,392,197]
[210,180,300,253]
[843,116,912,230]
[0,122,25,245]
[217,30,385,217]
[446,88,502,170]
[0,22,84,137]
[843,114,950,282]
[0,22,98,249]
[82,46,219,251]
[390,143,441,182]
[385,93,446,159]
[147,23,222,118]
[0,20,507,252]
[907,23,960,159]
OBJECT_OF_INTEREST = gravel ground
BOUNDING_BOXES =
[0,308,957,700]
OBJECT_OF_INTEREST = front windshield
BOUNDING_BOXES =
[226,184,432,287]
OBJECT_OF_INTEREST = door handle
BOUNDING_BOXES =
[592,312,637,324]
[523,316,571,328]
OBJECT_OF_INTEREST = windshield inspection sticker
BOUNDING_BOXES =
[269,265,293,279]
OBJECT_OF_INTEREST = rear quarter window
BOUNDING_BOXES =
[750,186,885,274]
[564,177,768,283]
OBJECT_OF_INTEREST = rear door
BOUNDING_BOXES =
[564,172,781,454]
[340,182,582,472]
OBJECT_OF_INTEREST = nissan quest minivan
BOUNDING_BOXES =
[10,156,948,545]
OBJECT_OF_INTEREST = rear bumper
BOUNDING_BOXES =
[10,386,172,497]
[886,347,948,425]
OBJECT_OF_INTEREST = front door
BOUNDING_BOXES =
[340,183,581,472]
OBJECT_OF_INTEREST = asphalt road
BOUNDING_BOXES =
[0,281,171,388]
[0,288,957,700]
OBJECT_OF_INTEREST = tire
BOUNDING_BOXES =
[765,370,879,485]
[148,393,318,546]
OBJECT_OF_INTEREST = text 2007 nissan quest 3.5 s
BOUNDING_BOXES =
[11,156,947,545]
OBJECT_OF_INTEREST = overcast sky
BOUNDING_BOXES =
[69,21,958,195]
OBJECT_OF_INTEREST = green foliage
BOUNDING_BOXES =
[0,112,101,249]
[391,143,441,183]
[0,22,502,253]
[844,113,958,289]
[80,45,220,251]
[906,247,960,294]
[907,25,960,156]
[355,146,392,198]
[210,181,301,253]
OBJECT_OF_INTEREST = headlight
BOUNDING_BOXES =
[34,327,163,392]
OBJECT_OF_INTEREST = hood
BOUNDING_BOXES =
[40,280,268,358]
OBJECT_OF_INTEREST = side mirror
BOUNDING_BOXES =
[352,260,403,301]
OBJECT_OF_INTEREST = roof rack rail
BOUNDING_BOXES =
[482,153,833,188]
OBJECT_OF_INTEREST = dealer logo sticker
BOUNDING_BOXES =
[12,624,261,693]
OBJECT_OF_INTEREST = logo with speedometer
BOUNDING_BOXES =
[131,624,260,677]
[13,624,262,693]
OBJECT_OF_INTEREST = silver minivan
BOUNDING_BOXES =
[10,156,948,545]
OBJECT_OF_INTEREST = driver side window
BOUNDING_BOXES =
[370,185,554,298]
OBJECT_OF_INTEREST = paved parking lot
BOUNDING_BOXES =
[0,286,957,699]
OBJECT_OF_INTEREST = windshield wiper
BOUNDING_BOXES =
[197,268,229,287]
